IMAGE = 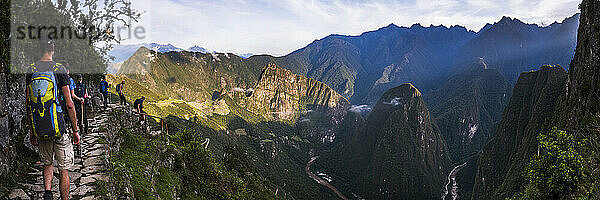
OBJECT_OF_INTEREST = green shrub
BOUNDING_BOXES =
[519,127,588,199]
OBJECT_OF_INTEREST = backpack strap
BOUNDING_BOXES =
[50,63,62,106]
[28,62,37,73]
[52,63,62,71]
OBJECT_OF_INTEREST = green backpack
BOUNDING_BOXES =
[28,62,64,141]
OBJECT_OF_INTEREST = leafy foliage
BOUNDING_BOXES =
[109,113,276,199]
[518,127,588,199]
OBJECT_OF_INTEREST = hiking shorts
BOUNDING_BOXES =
[39,133,74,170]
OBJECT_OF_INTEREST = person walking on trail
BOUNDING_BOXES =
[62,68,79,129]
[134,96,146,121]
[74,74,88,135]
[116,80,126,106]
[26,38,80,200]
[65,67,83,161]
[99,77,109,109]
[65,67,81,104]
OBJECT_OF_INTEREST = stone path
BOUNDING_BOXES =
[10,107,112,199]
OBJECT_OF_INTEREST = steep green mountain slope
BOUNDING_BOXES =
[331,84,450,199]
[424,61,511,161]
[114,51,353,199]
[118,47,264,102]
[116,48,349,123]
[472,65,568,199]
[106,110,275,199]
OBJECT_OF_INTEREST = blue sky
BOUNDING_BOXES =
[125,0,580,56]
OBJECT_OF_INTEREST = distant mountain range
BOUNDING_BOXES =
[111,14,578,101]
[107,43,253,64]
[267,14,579,105]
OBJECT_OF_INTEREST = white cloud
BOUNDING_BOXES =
[349,105,372,113]
[125,0,580,56]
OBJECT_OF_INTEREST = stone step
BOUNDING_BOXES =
[84,149,106,158]
[81,165,104,175]
[83,157,106,167]
[8,188,30,200]
[84,144,107,152]
[72,185,94,197]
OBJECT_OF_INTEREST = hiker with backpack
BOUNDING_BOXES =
[74,74,88,135]
[99,77,109,109]
[134,96,146,121]
[26,38,80,200]
[116,80,126,105]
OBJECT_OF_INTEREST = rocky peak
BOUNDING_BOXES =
[342,83,449,199]
[240,63,349,121]
[498,16,517,24]
[371,83,423,114]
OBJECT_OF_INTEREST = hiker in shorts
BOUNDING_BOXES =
[99,76,109,109]
[26,38,80,200]
[116,80,126,105]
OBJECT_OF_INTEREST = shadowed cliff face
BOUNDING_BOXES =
[564,0,600,133]
[472,66,567,199]
[471,1,599,198]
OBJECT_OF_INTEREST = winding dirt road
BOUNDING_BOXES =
[305,156,349,200]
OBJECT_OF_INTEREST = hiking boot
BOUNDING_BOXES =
[43,190,53,200]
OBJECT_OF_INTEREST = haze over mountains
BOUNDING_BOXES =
[272,14,578,105]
